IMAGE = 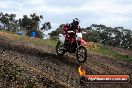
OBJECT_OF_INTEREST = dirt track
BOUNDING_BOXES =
[0,37,132,88]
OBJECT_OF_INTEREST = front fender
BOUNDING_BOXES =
[78,38,87,46]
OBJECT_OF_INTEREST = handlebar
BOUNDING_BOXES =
[67,31,75,33]
[67,31,86,34]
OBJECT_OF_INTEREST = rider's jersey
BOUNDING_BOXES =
[63,23,81,44]
[63,23,80,35]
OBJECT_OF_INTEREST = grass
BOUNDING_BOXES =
[30,38,57,47]
[0,31,57,48]
[0,31,132,61]
[89,44,132,61]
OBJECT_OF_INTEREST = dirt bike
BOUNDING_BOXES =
[56,30,87,63]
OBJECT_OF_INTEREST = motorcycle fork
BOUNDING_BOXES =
[75,37,79,51]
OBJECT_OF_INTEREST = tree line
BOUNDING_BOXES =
[1,12,132,49]
[50,24,132,49]
[0,12,51,38]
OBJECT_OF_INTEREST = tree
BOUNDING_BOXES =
[19,13,44,38]
[83,30,101,43]
[49,24,64,40]
[0,13,18,32]
[0,12,9,29]
[41,22,52,31]
[20,13,43,31]
[8,14,18,32]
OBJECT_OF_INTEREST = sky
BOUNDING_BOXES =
[1,0,132,32]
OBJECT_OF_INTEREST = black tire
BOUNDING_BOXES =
[56,41,65,56]
[76,46,87,63]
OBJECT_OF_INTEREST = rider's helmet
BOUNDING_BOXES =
[73,18,80,26]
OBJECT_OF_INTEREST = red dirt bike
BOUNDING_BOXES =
[56,30,87,63]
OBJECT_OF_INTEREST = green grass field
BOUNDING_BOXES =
[90,44,132,61]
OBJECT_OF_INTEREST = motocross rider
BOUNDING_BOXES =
[63,18,81,48]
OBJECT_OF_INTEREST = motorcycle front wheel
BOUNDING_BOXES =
[76,46,87,63]
[56,41,65,56]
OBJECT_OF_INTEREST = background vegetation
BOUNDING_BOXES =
[0,12,132,49]
[0,12,51,38]
[50,24,132,49]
